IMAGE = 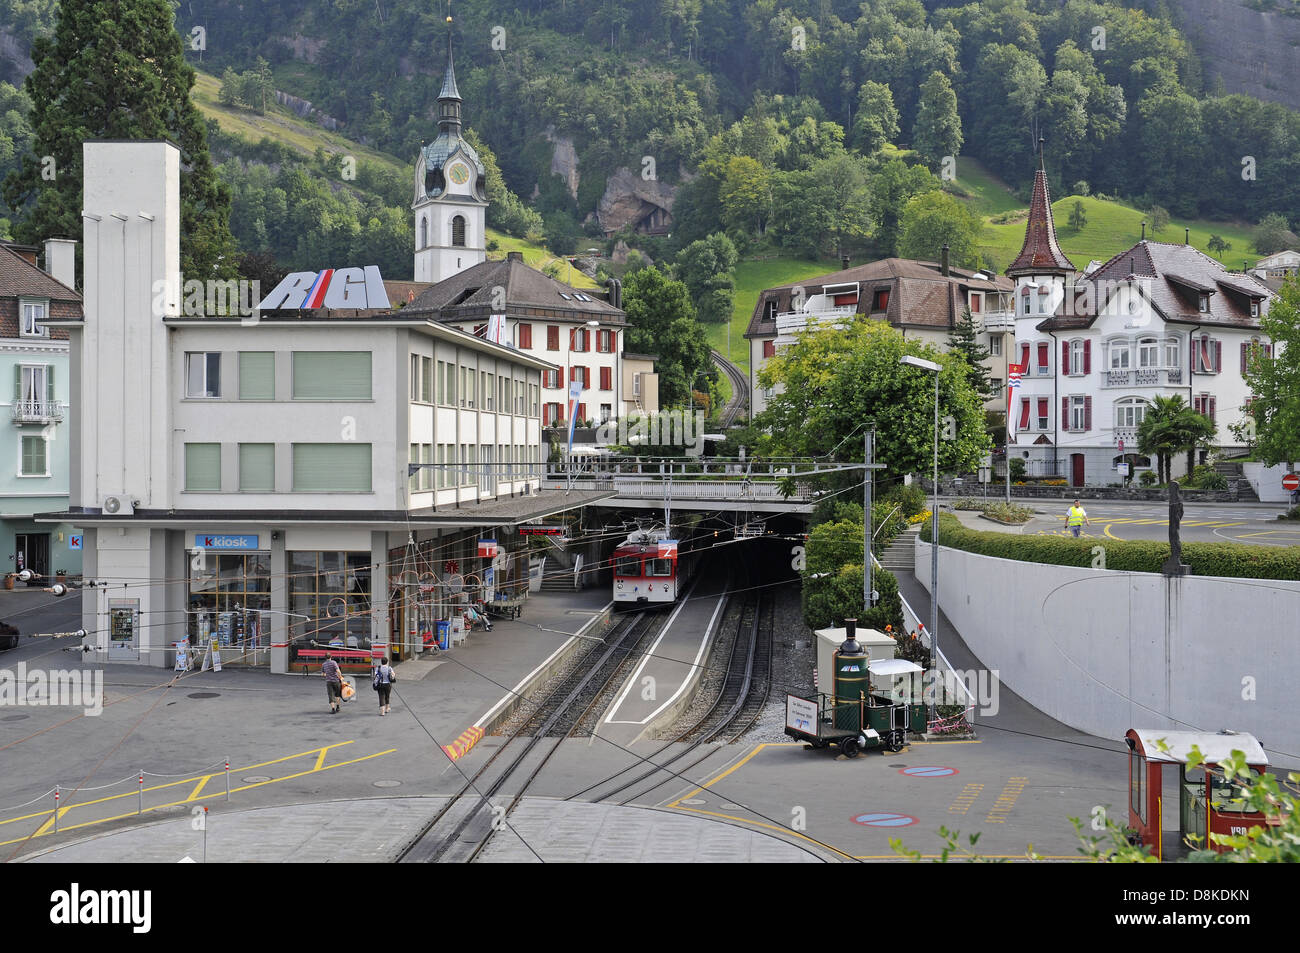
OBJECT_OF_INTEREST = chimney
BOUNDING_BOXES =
[44,238,77,289]
[840,618,861,653]
[605,277,622,310]
[5,243,38,266]
[1185,227,1190,246]
[941,244,950,277]
[506,250,524,263]
[1140,221,1146,241]
[840,255,851,271]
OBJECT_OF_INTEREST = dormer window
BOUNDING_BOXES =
[1250,299,1260,318]
[20,299,49,338]
[872,289,890,311]
[1198,293,1209,313]
[764,300,777,321]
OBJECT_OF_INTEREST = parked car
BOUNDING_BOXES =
[0,621,18,650]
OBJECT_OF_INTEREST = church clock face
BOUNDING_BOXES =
[447,162,470,188]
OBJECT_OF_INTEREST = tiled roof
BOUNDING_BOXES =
[743,257,1011,338]
[1037,240,1273,332]
[1005,169,1075,276]
[0,243,81,302]
[400,258,626,325]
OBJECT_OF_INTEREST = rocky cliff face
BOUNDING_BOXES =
[597,167,678,234]
[273,90,343,132]
[543,128,580,202]
[0,29,34,85]
[1178,0,1300,111]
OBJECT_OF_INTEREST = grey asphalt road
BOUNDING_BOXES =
[1015,500,1297,545]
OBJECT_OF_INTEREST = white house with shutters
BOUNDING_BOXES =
[1007,160,1274,485]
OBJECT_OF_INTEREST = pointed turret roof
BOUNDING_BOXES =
[1006,141,1075,278]
[438,42,460,102]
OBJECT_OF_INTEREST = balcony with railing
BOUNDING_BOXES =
[11,399,65,424]
[979,309,1015,331]
[1103,367,1183,388]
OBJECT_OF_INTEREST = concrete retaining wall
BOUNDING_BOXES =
[916,540,1300,769]
[1243,462,1296,504]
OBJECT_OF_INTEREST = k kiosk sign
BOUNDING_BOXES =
[194,535,260,551]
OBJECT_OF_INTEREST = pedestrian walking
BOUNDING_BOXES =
[322,652,343,714]
[1066,499,1091,538]
[372,656,396,715]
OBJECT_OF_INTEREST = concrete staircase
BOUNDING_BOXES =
[539,542,578,592]
[1215,461,1259,502]
[878,527,919,576]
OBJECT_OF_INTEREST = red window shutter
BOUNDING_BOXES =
[970,295,981,313]
[600,366,611,390]
[1062,397,1070,430]
[1241,342,1248,375]
[1061,341,1070,375]
[547,326,559,350]
[1019,399,1031,430]
[1265,343,1273,357]
[578,402,587,421]
[542,403,551,426]
[1084,396,1092,431]
[1019,343,1030,370]
[1208,397,1216,425]
[1037,342,1049,368]
[1037,397,1048,421]
[1083,340,1091,374]
[763,340,776,358]
[832,293,858,306]
[1214,339,1222,373]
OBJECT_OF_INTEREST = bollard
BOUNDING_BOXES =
[138,771,143,814]
[225,758,230,801]
[53,785,59,832]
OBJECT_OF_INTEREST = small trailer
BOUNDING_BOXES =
[785,658,926,758]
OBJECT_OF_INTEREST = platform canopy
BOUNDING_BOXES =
[1128,729,1268,766]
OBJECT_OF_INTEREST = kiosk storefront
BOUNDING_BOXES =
[187,534,271,667]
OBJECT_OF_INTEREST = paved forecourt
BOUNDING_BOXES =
[0,588,613,857]
[596,558,731,748]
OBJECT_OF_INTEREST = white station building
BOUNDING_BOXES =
[40,140,610,671]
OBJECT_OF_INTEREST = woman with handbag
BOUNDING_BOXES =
[372,656,396,715]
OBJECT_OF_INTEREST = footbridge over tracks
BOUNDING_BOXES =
[543,456,882,514]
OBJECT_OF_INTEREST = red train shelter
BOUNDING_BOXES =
[1125,728,1270,858]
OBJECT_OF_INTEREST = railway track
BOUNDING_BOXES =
[712,349,749,428]
[395,610,665,863]
[563,586,777,807]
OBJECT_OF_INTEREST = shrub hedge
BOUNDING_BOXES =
[920,514,1300,580]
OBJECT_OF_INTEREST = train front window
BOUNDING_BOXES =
[615,557,642,577]
[1210,767,1263,814]
[646,558,673,577]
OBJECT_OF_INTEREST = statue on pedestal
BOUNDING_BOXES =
[1163,481,1189,576]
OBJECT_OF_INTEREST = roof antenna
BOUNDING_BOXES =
[1140,221,1146,241]
[1185,227,1189,245]
[1037,136,1045,171]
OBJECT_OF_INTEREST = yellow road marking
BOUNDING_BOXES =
[314,748,329,771]
[185,776,211,802]
[1105,524,1120,540]
[0,746,396,848]
[32,806,69,837]
[0,741,355,829]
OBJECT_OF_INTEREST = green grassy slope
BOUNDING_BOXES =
[191,69,596,287]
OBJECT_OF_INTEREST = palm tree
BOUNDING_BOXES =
[1137,395,1217,483]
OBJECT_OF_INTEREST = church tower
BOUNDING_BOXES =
[413,24,487,283]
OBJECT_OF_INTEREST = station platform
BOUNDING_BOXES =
[596,559,731,748]
[0,588,614,857]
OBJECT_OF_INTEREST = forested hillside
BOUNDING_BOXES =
[5,0,1300,274]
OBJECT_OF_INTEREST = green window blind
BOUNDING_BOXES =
[239,352,275,400]
[239,443,275,491]
[292,443,372,491]
[185,443,221,491]
[292,352,372,399]
[20,435,46,475]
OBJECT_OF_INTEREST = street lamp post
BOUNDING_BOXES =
[899,355,941,672]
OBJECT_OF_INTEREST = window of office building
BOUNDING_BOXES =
[187,552,272,659]
[292,352,371,400]
[288,551,372,655]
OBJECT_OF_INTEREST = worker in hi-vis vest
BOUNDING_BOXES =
[1066,500,1091,538]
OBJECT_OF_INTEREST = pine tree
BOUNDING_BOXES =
[946,307,995,402]
[1,0,238,281]
[911,72,963,173]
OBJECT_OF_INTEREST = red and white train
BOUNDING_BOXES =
[612,528,695,607]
